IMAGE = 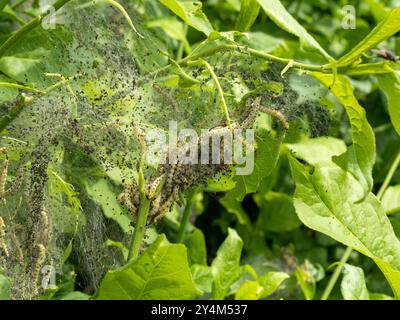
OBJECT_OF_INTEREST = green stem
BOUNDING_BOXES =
[0,0,8,11]
[0,0,73,58]
[0,82,43,93]
[321,150,400,300]
[176,191,195,243]
[321,246,352,300]
[0,10,26,26]
[0,75,79,132]
[176,24,188,61]
[128,144,150,262]
[128,196,150,262]
[201,58,233,133]
[145,42,393,83]
[377,151,400,200]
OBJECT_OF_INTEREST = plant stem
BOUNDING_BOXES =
[0,0,72,58]
[321,149,400,300]
[176,24,188,61]
[128,135,150,262]
[128,196,150,262]
[321,246,352,300]
[377,150,400,200]
[0,74,80,132]
[176,191,195,243]
[0,82,43,93]
[0,0,8,11]
[201,58,233,133]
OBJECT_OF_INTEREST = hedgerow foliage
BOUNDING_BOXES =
[0,0,400,300]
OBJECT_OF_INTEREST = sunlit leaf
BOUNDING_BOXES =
[97,234,202,299]
[159,0,213,35]
[211,228,243,300]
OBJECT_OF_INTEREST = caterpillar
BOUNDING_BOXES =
[0,217,9,258]
[119,96,289,225]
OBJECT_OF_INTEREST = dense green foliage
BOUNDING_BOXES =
[0,0,400,300]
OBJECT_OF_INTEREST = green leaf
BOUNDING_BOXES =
[289,157,400,299]
[294,266,315,300]
[377,71,400,137]
[104,239,129,261]
[0,75,18,103]
[83,178,132,233]
[211,228,244,300]
[191,264,213,293]
[47,169,85,234]
[346,61,397,76]
[0,274,11,300]
[369,293,394,300]
[220,120,282,224]
[311,73,376,194]
[159,0,213,36]
[59,291,91,300]
[256,0,331,60]
[146,18,186,40]
[236,0,260,32]
[256,192,302,232]
[97,234,202,299]
[235,272,289,300]
[341,264,370,300]
[286,137,347,166]
[338,7,400,66]
[382,186,400,215]
[364,0,390,22]
[185,228,207,265]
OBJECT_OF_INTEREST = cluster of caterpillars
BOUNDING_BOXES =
[118,97,289,225]
[0,147,54,299]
